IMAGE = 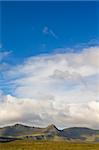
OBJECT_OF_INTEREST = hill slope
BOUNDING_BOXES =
[0,124,99,142]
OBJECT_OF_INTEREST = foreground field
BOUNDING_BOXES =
[0,140,99,150]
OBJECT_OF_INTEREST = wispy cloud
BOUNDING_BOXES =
[0,51,11,62]
[43,26,49,34]
[43,26,58,39]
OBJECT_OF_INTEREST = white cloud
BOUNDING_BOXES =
[0,46,99,128]
[0,95,99,129]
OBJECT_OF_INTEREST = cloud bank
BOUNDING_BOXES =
[0,46,99,128]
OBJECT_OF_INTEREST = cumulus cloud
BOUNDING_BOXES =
[0,46,99,128]
[0,95,99,129]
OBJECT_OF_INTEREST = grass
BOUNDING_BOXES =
[0,140,99,150]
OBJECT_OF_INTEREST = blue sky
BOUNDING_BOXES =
[1,1,99,62]
[0,1,99,128]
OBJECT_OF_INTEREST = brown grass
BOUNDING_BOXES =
[0,140,99,150]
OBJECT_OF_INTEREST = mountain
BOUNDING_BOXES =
[0,124,41,137]
[60,127,99,141]
[42,124,60,134]
[0,124,99,142]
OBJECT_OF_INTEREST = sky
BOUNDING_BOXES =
[1,1,99,59]
[0,1,99,129]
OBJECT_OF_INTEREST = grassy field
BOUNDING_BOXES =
[0,140,99,150]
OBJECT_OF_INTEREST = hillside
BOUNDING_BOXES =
[0,124,99,142]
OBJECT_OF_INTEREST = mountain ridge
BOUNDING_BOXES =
[0,124,99,142]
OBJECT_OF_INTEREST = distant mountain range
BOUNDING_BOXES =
[0,124,99,142]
